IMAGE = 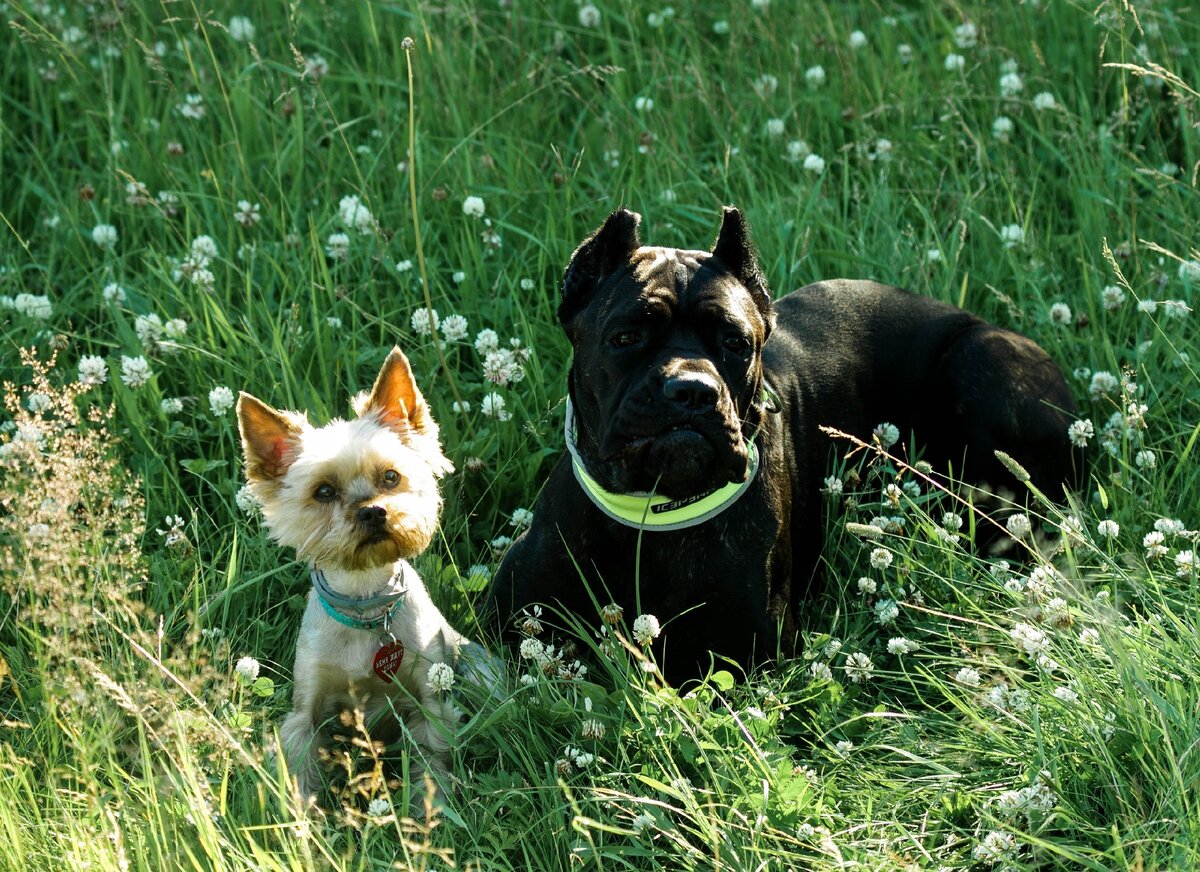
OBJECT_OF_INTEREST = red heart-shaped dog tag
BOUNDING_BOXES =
[372,640,405,682]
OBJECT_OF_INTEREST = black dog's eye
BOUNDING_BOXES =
[381,469,401,488]
[313,483,337,503]
[723,334,752,354]
[610,330,642,349]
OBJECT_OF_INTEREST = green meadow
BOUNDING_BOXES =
[1,0,1198,868]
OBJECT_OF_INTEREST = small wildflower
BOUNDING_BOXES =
[999,71,1024,97]
[822,475,843,495]
[843,652,874,683]
[78,355,109,386]
[632,614,661,646]
[765,118,785,138]
[366,798,390,818]
[119,356,153,388]
[581,718,606,741]
[1144,530,1168,559]
[235,484,261,516]
[178,94,206,120]
[161,397,184,415]
[634,96,654,112]
[481,392,510,421]
[427,662,455,693]
[873,422,899,449]
[510,507,534,528]
[955,666,981,687]
[874,598,899,625]
[234,200,261,227]
[578,4,601,27]
[953,22,978,48]
[601,603,624,625]
[787,140,811,161]
[869,547,893,570]
[1097,519,1119,539]
[235,656,260,682]
[1134,449,1156,470]
[1089,371,1118,398]
[1000,223,1025,248]
[462,195,486,218]
[1032,91,1057,111]
[802,153,826,174]
[325,232,350,260]
[857,577,877,595]
[888,637,919,655]
[805,65,826,87]
[1048,302,1072,325]
[809,661,833,681]
[1067,418,1094,447]
[92,224,118,249]
[927,248,943,263]
[1176,550,1196,579]
[944,53,965,72]
[848,30,867,50]
[1052,685,1079,703]
[228,16,255,41]
[992,115,1015,141]
[410,307,439,336]
[1006,513,1031,539]
[303,54,329,80]
[441,314,469,342]
[208,386,235,417]
[1101,285,1126,310]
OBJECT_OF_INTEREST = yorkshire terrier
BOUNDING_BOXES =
[237,347,495,808]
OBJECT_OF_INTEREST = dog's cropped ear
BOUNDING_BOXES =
[711,206,775,333]
[237,393,306,482]
[356,347,433,436]
[558,207,641,333]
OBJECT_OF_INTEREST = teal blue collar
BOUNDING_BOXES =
[311,566,408,630]
[563,387,777,532]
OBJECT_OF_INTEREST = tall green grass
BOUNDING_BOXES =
[1,0,1198,868]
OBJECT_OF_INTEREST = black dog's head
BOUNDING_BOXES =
[559,207,776,499]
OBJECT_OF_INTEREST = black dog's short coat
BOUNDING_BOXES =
[488,207,1081,681]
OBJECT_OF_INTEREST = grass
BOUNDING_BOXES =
[1,0,1198,868]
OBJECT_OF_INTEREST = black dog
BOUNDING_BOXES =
[487,207,1081,681]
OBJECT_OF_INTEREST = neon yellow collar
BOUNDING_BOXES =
[563,398,762,532]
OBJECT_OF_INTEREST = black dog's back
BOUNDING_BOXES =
[768,279,1082,553]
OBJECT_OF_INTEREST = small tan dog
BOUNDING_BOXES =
[237,347,492,806]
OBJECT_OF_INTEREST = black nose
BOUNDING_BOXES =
[663,373,719,410]
[357,506,387,528]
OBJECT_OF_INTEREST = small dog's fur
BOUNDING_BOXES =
[237,347,486,805]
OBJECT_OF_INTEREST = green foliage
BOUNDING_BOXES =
[1,0,1198,869]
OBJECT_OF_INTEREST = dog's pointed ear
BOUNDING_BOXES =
[711,206,775,332]
[355,348,454,475]
[558,208,641,333]
[355,347,433,435]
[237,392,306,482]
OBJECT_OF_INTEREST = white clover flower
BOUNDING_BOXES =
[713,19,730,34]
[1052,685,1079,703]
[161,397,184,415]
[163,318,187,340]
[786,140,811,162]
[1032,91,1057,111]
[395,259,413,273]
[439,314,468,343]
[12,294,52,320]
[973,831,1018,864]
[235,656,260,681]
[303,53,329,80]
[234,200,261,227]
[1134,449,1156,469]
[848,30,867,49]
[632,614,661,646]
[78,355,109,386]
[822,475,843,495]
[897,43,913,64]
[887,637,919,655]
[857,577,877,595]
[338,195,374,233]
[178,94,206,119]
[228,15,254,41]
[955,666,981,687]
[102,283,126,305]
[519,637,547,663]
[1010,622,1049,657]
[1067,418,1094,447]
[805,65,826,87]
[427,661,456,693]
[874,598,899,625]
[325,232,350,260]
[953,22,978,48]
[134,314,164,348]
[235,484,261,516]
[843,652,874,683]
[452,270,467,284]
[1176,550,1196,578]
[870,138,893,161]
[869,547,893,570]
[92,224,118,248]
[1101,285,1126,310]
[634,95,654,112]
[1079,626,1100,645]
[474,328,500,355]
[467,564,492,583]
[578,4,600,27]
[944,53,965,72]
[802,153,826,174]
[481,392,510,421]
[208,386,235,417]
[809,661,833,681]
[1154,518,1186,536]
[1006,513,1031,539]
[873,421,900,449]
[1178,259,1200,283]
[1000,223,1025,248]
[752,74,779,99]
[1089,371,1119,399]
[992,115,1014,141]
[410,307,439,336]
[510,507,534,528]
[119,356,153,388]
[1097,519,1119,539]
[1048,302,1072,325]
[926,248,943,263]
[1144,530,1168,559]
[366,798,390,818]
[765,118,785,138]
[462,195,486,218]
[999,71,1024,97]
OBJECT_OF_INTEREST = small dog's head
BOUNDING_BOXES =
[237,348,453,571]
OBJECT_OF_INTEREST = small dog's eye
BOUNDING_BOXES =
[313,484,337,503]
[381,469,401,488]
[611,331,641,349]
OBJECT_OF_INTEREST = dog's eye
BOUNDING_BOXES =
[723,334,752,354]
[381,469,401,488]
[313,484,337,503]
[610,330,641,349]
